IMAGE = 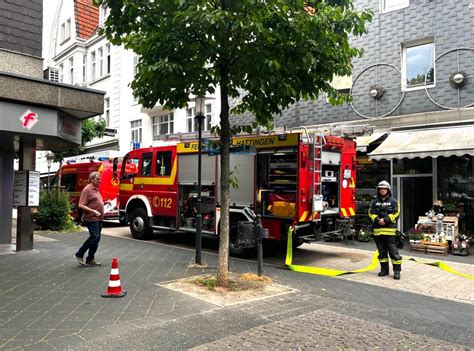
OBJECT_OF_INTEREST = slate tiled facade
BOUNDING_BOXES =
[0,0,42,57]
[231,0,474,128]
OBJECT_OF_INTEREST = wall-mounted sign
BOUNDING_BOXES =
[19,109,39,130]
[13,171,40,207]
[104,128,117,137]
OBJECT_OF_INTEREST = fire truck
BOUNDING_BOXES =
[115,127,360,256]
[52,152,136,223]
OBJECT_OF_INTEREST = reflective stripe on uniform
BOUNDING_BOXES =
[373,228,397,236]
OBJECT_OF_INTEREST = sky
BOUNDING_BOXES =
[42,0,61,68]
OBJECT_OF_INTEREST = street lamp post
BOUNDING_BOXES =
[46,156,52,191]
[194,96,205,265]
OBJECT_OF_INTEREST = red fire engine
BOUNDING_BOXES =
[52,154,137,223]
[115,128,359,256]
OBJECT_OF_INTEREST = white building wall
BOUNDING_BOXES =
[41,0,222,177]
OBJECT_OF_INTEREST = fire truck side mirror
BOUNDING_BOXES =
[112,158,118,179]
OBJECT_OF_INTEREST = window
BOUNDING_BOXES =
[380,0,409,13]
[59,63,63,82]
[104,97,110,126]
[91,51,96,81]
[133,55,139,103]
[60,19,71,42]
[99,6,109,26]
[153,113,174,140]
[131,119,142,144]
[69,57,74,84]
[156,151,172,177]
[133,55,139,77]
[205,104,212,130]
[187,106,211,132]
[186,108,197,132]
[98,47,103,77]
[106,44,111,74]
[402,40,435,90]
[141,152,153,176]
[82,54,87,83]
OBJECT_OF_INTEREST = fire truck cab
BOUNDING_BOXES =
[116,129,358,256]
[52,153,136,223]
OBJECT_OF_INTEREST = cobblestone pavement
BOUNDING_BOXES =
[0,231,473,350]
[194,309,467,350]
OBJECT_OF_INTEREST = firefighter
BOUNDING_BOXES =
[368,180,402,280]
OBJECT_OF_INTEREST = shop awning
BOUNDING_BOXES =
[355,133,387,152]
[368,126,474,160]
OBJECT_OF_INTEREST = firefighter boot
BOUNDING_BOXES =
[393,264,401,280]
[378,262,389,277]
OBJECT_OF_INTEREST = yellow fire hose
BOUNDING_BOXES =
[285,226,474,280]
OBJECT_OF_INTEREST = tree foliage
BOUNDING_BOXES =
[97,0,371,284]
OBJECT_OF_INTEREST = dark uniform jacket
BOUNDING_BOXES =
[368,195,400,236]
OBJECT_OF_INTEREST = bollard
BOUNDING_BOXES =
[254,214,264,277]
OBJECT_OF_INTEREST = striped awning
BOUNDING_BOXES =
[368,126,474,160]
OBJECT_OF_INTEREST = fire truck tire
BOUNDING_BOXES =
[229,225,251,258]
[129,208,153,240]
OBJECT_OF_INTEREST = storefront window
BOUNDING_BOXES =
[356,156,390,196]
[354,156,390,231]
[393,157,432,174]
[437,155,473,234]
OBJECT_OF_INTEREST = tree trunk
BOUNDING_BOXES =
[216,77,230,286]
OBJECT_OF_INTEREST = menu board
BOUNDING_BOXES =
[28,171,40,206]
[13,171,40,207]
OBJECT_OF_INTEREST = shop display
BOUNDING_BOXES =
[410,208,459,255]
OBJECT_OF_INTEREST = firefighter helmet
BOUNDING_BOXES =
[377,180,391,191]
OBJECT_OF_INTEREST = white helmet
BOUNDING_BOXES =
[377,180,391,191]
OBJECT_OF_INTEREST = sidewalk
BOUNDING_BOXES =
[0,230,473,350]
[290,242,474,304]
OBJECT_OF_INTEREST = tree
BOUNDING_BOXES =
[97,0,371,286]
[51,118,106,163]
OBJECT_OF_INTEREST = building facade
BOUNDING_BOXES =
[231,0,474,235]
[0,0,103,250]
[44,0,220,170]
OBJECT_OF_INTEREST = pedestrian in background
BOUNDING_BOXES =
[368,180,402,279]
[74,171,109,267]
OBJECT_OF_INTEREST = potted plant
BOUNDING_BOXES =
[407,227,424,243]
[444,203,457,216]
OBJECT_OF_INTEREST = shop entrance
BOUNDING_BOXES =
[393,176,433,232]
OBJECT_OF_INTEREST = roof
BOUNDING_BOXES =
[368,126,474,160]
[74,0,99,40]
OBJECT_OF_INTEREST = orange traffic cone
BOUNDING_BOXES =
[102,258,127,298]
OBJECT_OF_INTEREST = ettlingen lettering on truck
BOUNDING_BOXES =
[176,133,299,153]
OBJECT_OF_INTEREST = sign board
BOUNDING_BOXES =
[104,128,117,137]
[13,171,41,207]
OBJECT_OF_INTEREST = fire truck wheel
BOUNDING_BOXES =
[129,208,153,240]
[229,226,250,258]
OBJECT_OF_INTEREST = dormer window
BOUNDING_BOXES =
[99,5,109,27]
[60,18,71,42]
